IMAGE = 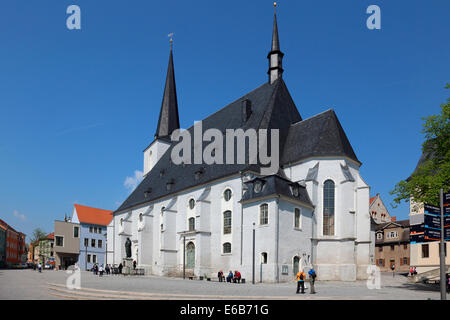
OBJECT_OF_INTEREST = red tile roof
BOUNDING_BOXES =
[46,232,54,240]
[74,204,113,226]
[369,196,377,205]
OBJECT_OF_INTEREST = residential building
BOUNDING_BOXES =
[0,224,6,268]
[107,8,372,282]
[71,204,113,270]
[54,220,80,270]
[375,220,410,272]
[408,153,450,274]
[0,219,26,266]
[370,193,393,224]
[38,233,55,266]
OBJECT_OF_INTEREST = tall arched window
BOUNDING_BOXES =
[261,252,268,264]
[323,180,335,236]
[223,211,232,234]
[188,217,195,231]
[260,204,268,225]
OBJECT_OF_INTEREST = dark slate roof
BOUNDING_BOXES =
[116,79,359,213]
[281,109,360,165]
[241,175,313,206]
[155,48,180,139]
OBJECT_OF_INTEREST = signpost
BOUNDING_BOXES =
[410,191,449,300]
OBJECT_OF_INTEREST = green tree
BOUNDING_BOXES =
[390,84,450,206]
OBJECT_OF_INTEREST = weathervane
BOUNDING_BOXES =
[168,33,174,49]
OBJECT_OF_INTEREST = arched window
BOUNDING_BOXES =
[189,199,195,210]
[120,218,123,226]
[323,180,335,236]
[223,211,232,234]
[261,252,268,264]
[224,189,232,201]
[223,242,231,254]
[293,256,300,275]
[260,204,268,225]
[139,213,143,222]
[188,217,195,231]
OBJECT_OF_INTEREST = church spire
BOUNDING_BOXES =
[267,2,284,84]
[155,39,180,139]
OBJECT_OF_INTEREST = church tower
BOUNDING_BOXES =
[143,40,180,177]
[267,3,284,84]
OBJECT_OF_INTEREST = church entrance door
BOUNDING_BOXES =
[186,242,195,269]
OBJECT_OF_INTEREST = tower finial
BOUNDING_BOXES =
[267,2,284,84]
[168,33,174,50]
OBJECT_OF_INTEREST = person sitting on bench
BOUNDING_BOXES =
[226,270,233,283]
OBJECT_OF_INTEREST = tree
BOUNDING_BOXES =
[390,84,450,206]
[30,228,47,243]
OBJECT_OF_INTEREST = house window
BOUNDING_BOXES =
[188,218,195,231]
[261,252,268,264]
[260,204,268,225]
[391,245,395,251]
[189,199,195,210]
[91,239,96,247]
[93,255,97,263]
[160,224,164,231]
[422,244,429,258]
[89,226,93,233]
[223,242,231,254]
[404,244,408,250]
[87,254,91,263]
[73,226,79,238]
[376,233,383,240]
[323,180,335,236]
[98,240,102,248]
[224,189,232,201]
[84,238,89,247]
[378,246,383,252]
[294,208,301,229]
[55,236,64,247]
[223,211,232,234]
[403,257,409,265]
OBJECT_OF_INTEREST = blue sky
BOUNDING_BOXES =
[0,1,448,241]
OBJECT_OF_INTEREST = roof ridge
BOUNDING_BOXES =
[290,108,334,127]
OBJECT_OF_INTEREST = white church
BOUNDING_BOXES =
[107,8,373,282]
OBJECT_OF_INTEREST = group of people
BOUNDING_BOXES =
[409,266,418,276]
[217,270,242,283]
[296,268,316,294]
[92,263,113,276]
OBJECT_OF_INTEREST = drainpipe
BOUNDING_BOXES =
[240,171,244,266]
[276,196,280,283]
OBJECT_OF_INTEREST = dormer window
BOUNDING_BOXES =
[254,180,264,193]
[160,169,165,178]
[194,168,204,181]
[166,180,174,191]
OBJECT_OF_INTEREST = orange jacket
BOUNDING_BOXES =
[296,271,306,281]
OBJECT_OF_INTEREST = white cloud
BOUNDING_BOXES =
[124,170,143,192]
[13,210,26,222]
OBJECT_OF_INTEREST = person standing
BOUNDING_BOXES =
[296,269,306,294]
[308,268,317,294]
[391,263,395,278]
[218,270,223,282]
[118,263,123,274]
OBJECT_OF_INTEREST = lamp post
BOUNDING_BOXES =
[439,189,446,300]
[183,235,186,280]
